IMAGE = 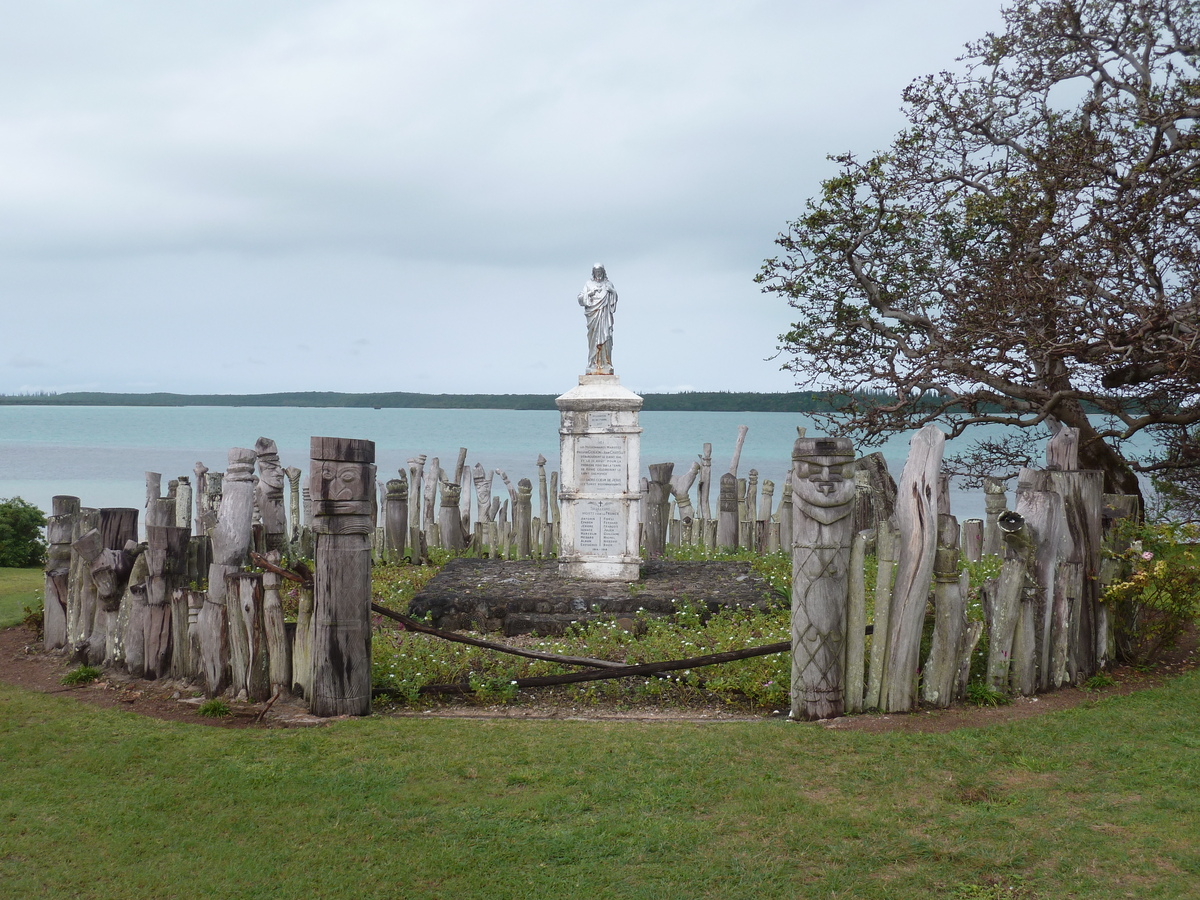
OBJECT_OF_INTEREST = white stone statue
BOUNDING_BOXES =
[577,263,617,375]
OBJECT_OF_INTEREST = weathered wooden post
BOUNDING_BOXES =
[728,425,749,478]
[644,462,674,558]
[514,479,533,558]
[779,473,794,554]
[384,475,408,562]
[790,437,856,721]
[472,463,495,556]
[549,470,559,557]
[758,478,774,553]
[43,496,80,651]
[669,461,699,544]
[227,572,270,701]
[201,470,224,535]
[844,528,869,713]
[285,466,303,545]
[983,477,1008,556]
[922,514,967,707]
[198,448,256,697]
[717,473,739,550]
[698,442,713,542]
[66,508,99,648]
[536,454,550,557]
[255,437,287,552]
[408,455,426,553]
[309,437,376,717]
[262,550,291,696]
[175,477,193,531]
[864,517,896,710]
[440,482,468,552]
[292,577,315,700]
[83,508,139,667]
[961,518,984,562]
[423,457,442,548]
[144,515,188,679]
[146,472,162,510]
[744,468,759,549]
[852,452,897,533]
[986,508,1035,692]
[193,463,209,533]
[881,424,945,712]
[736,477,752,550]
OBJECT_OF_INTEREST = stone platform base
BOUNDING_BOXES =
[408,558,783,636]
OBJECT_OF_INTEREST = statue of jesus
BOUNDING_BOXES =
[577,264,617,375]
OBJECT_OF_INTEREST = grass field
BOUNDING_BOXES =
[0,566,42,627]
[2,667,1198,898]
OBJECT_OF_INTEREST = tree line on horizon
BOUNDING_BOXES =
[0,388,904,414]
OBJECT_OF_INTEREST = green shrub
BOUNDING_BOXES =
[0,497,47,568]
[1104,521,1200,666]
[60,665,101,686]
[965,680,1009,707]
[197,699,231,717]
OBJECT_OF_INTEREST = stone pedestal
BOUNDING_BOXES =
[556,374,643,581]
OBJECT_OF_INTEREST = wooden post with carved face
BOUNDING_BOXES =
[716,473,739,551]
[790,437,856,721]
[309,437,376,717]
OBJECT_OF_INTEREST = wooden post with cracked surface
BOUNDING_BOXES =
[309,436,376,717]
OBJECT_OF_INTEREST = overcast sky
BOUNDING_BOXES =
[0,1,1005,397]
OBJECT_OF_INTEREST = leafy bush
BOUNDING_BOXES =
[22,602,44,640]
[1104,521,1200,666]
[0,497,47,568]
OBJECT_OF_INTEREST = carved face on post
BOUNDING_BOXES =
[313,461,372,501]
[792,438,855,525]
[309,458,377,518]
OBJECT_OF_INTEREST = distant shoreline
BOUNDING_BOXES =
[0,390,854,413]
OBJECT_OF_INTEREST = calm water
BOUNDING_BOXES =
[0,405,1157,527]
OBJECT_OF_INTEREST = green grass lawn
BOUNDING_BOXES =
[2,667,1198,899]
[0,566,42,627]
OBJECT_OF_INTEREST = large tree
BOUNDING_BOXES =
[758,0,1200,501]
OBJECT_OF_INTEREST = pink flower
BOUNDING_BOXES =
[1142,551,1154,561]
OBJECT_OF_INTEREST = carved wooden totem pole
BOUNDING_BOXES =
[255,437,287,552]
[790,437,856,721]
[309,437,376,717]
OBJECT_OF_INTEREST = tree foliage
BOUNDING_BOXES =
[759,0,1200,499]
[0,497,47,568]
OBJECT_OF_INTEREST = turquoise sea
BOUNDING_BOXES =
[0,405,1157,528]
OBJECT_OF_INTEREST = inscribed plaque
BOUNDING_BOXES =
[576,500,625,555]
[576,435,626,491]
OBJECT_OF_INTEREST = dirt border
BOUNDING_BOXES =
[3,623,1195,732]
